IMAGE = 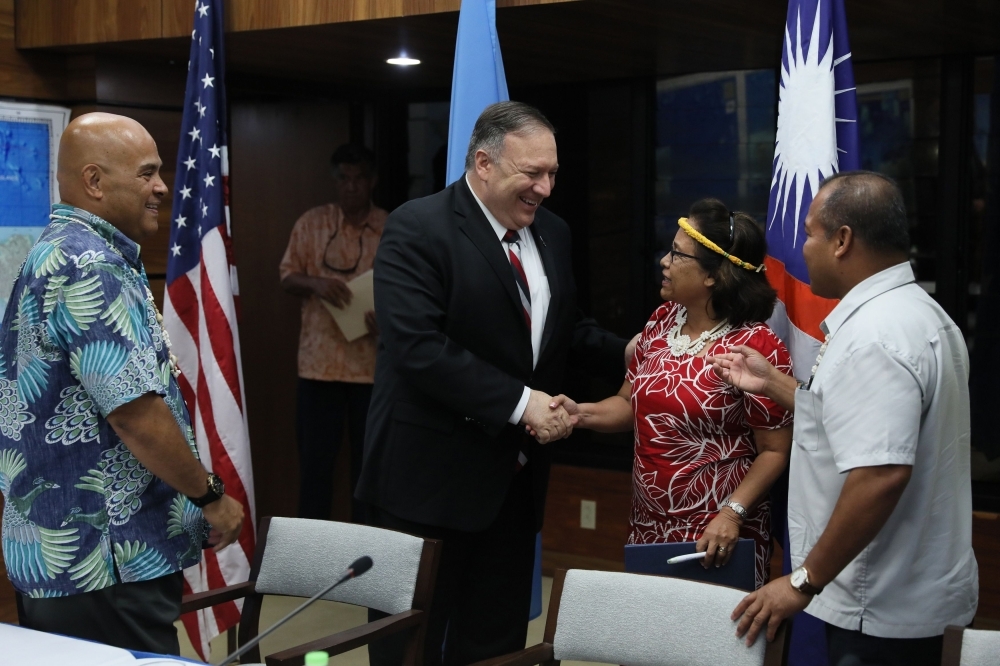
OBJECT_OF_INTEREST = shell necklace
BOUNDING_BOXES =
[666,307,732,357]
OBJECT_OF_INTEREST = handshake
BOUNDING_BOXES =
[520,389,579,444]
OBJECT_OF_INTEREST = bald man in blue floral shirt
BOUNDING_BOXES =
[0,113,243,654]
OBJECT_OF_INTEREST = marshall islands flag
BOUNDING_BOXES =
[764,2,858,665]
[764,0,859,379]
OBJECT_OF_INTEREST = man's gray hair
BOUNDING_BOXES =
[817,170,910,255]
[464,101,556,171]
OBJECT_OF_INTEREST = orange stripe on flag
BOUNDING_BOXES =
[765,256,838,341]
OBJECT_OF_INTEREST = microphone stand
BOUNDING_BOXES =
[215,556,373,666]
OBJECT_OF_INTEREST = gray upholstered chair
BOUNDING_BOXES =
[181,516,441,666]
[474,568,788,666]
[941,625,1000,666]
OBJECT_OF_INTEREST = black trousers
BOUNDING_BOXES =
[296,378,373,523]
[827,624,944,666]
[367,468,537,666]
[20,572,184,654]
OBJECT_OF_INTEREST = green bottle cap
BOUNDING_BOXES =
[304,651,330,666]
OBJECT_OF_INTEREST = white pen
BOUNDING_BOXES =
[666,552,708,564]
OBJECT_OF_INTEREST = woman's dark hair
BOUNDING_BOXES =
[686,198,776,328]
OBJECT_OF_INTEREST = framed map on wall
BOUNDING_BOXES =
[0,101,70,314]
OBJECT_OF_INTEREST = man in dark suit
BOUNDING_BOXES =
[358,101,625,665]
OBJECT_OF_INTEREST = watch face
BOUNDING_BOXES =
[208,474,225,495]
[791,568,807,588]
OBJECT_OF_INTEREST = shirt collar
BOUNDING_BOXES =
[465,174,521,242]
[821,262,915,338]
[50,203,143,268]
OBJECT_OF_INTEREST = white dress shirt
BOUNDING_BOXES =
[466,175,551,424]
[788,262,978,638]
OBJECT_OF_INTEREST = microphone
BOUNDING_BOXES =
[215,555,374,666]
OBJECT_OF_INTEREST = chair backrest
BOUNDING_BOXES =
[253,517,426,615]
[941,625,1000,666]
[550,569,769,666]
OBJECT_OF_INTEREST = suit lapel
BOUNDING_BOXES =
[530,218,562,360]
[454,178,528,327]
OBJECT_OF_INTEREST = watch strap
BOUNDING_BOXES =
[188,473,224,508]
[791,567,824,595]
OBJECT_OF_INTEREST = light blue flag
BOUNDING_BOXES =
[445,0,543,622]
[445,0,509,186]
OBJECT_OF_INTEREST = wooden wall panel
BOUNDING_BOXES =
[973,511,1000,627]
[229,101,350,521]
[0,0,66,99]
[16,0,162,48]
[39,0,578,40]
[160,0,192,39]
[542,464,632,574]
[214,0,571,34]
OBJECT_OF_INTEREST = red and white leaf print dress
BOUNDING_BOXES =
[626,302,794,588]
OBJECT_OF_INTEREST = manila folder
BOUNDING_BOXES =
[321,269,375,342]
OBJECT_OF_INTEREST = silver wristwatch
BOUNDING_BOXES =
[720,498,748,520]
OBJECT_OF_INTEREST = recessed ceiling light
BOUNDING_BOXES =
[387,56,421,66]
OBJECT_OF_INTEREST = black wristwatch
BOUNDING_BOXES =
[188,473,225,508]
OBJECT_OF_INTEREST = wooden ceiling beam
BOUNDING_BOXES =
[16,0,579,47]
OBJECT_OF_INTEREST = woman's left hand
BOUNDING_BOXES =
[697,511,742,569]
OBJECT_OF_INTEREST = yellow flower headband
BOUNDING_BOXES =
[677,217,765,273]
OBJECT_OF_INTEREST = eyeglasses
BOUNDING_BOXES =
[665,247,702,265]
[323,224,369,274]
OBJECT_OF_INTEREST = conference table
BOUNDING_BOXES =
[0,624,264,666]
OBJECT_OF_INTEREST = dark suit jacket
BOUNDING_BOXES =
[356,177,625,532]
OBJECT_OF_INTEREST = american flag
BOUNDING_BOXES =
[163,0,256,658]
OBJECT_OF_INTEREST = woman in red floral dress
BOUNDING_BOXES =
[555,199,793,588]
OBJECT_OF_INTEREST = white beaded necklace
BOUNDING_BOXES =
[804,334,831,390]
[666,307,733,357]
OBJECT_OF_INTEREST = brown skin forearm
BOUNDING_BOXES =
[281,273,317,298]
[729,427,792,512]
[763,368,799,413]
[802,464,912,587]
[106,392,209,498]
[698,427,791,568]
[574,380,633,433]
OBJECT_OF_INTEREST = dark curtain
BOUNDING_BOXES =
[971,61,1000,461]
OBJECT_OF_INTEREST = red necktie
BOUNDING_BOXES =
[504,230,531,471]
[504,230,531,329]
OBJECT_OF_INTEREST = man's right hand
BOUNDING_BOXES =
[521,389,573,444]
[311,276,353,308]
[708,345,775,395]
[201,494,244,552]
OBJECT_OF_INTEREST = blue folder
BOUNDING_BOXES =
[624,538,756,591]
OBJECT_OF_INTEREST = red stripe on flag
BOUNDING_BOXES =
[195,350,255,562]
[168,274,201,347]
[204,549,242,633]
[200,259,244,411]
[765,256,837,340]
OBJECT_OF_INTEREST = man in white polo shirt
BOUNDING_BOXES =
[711,171,978,666]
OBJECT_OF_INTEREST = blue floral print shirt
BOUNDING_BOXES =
[0,204,208,598]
